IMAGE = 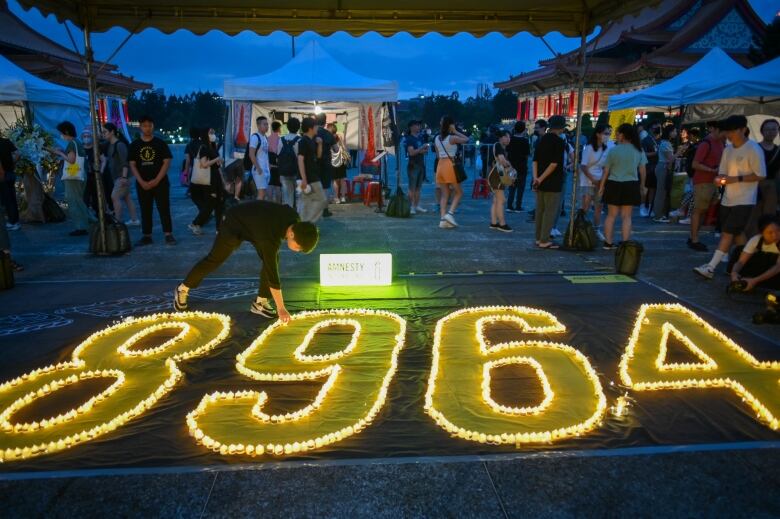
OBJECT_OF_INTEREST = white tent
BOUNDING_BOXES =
[0,53,89,131]
[223,41,398,152]
[608,48,745,111]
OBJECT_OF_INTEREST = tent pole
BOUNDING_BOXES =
[566,23,588,249]
[82,11,108,255]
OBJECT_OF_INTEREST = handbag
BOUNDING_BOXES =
[331,142,350,168]
[564,209,598,251]
[191,146,212,186]
[437,136,467,183]
[487,143,516,191]
[62,146,86,181]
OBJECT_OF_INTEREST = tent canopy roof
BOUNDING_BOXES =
[18,1,658,37]
[686,55,780,106]
[224,41,397,103]
[0,52,89,107]
[607,48,745,111]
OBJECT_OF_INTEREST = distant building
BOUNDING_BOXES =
[494,0,766,119]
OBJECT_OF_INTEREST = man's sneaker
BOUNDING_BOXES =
[693,264,715,279]
[497,224,513,233]
[550,228,562,238]
[415,206,428,213]
[489,223,500,230]
[165,234,177,245]
[603,242,616,250]
[653,216,670,223]
[439,219,455,229]
[250,297,278,318]
[136,236,153,247]
[639,206,649,217]
[333,198,341,204]
[173,285,189,311]
[410,207,417,215]
[125,219,140,227]
[597,229,606,241]
[444,212,458,227]
[687,239,708,252]
[188,223,203,235]
[506,207,518,213]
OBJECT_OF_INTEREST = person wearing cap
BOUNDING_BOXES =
[532,115,567,249]
[405,120,430,215]
[694,115,766,280]
[688,121,726,251]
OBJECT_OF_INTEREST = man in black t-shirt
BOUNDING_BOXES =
[316,113,334,217]
[128,115,176,246]
[175,201,319,321]
[298,117,328,223]
[532,115,566,249]
[506,121,530,212]
[0,137,20,229]
[640,123,660,217]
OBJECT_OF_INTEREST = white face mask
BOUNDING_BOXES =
[209,133,217,143]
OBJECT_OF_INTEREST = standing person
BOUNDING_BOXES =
[103,122,139,226]
[0,144,22,271]
[298,117,328,223]
[580,124,610,241]
[526,119,548,222]
[278,117,301,209]
[639,122,659,217]
[488,130,513,232]
[174,201,319,321]
[316,113,334,216]
[506,121,530,212]
[598,123,647,249]
[434,116,469,229]
[0,134,20,231]
[52,121,90,236]
[688,121,726,251]
[729,215,780,290]
[128,115,176,246]
[748,118,779,232]
[328,123,349,204]
[183,126,201,193]
[652,125,677,223]
[694,115,766,279]
[405,120,429,214]
[249,116,271,201]
[532,115,567,249]
[267,121,283,203]
[188,128,224,235]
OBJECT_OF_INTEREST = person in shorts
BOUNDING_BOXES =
[688,121,726,251]
[249,116,271,200]
[579,124,610,240]
[405,120,429,214]
[694,115,766,279]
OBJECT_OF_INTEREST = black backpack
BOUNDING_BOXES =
[278,135,300,178]
[616,240,644,276]
[564,209,597,251]
[242,133,260,171]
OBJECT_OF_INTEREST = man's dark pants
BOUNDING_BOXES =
[137,178,173,235]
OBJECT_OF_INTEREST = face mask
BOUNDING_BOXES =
[639,130,648,140]
[82,136,93,145]
[209,134,217,143]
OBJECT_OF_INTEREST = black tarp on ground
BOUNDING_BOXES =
[0,274,778,474]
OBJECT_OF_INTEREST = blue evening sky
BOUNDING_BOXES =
[9,1,778,99]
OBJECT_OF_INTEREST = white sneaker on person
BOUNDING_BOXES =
[173,285,189,311]
[125,219,140,227]
[410,207,417,215]
[188,223,203,235]
[639,206,649,217]
[250,297,278,318]
[333,198,341,204]
[679,217,691,225]
[6,222,21,231]
[444,213,458,227]
[693,264,714,280]
[416,206,428,213]
[669,209,682,217]
[439,219,455,229]
[340,196,347,203]
[597,229,606,241]
[550,228,562,238]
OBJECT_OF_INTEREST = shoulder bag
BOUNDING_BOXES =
[62,144,86,181]
[437,136,467,184]
[191,146,212,186]
[487,143,517,191]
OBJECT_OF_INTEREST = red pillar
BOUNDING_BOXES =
[532,97,538,120]
[557,92,563,115]
[516,97,523,120]
[568,90,575,117]
[546,95,552,117]
[592,90,600,117]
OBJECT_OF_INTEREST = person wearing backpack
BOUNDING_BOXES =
[52,121,90,236]
[103,122,139,226]
[279,117,302,209]
[248,116,271,201]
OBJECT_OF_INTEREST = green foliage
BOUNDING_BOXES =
[127,91,226,136]
[402,89,518,133]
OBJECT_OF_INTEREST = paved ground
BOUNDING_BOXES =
[2,165,779,517]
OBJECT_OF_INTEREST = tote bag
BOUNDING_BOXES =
[62,145,86,181]
[191,147,212,186]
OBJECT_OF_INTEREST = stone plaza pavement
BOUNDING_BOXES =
[2,175,779,517]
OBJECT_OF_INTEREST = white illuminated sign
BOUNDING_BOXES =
[319,253,392,286]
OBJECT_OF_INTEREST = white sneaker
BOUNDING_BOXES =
[340,196,347,203]
[188,223,203,235]
[439,219,455,229]
[444,213,458,227]
[669,209,682,217]
[416,206,428,213]
[125,219,140,227]
[550,228,562,238]
[6,222,21,231]
[597,229,606,241]
[410,207,417,215]
[693,264,714,280]
[333,198,341,204]
[639,206,649,217]
[250,297,277,318]
[679,217,691,225]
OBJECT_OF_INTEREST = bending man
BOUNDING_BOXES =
[174,200,319,322]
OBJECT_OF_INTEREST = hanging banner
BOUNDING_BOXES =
[359,104,384,158]
[233,102,252,148]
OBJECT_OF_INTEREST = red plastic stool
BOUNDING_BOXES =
[472,178,490,199]
[351,178,370,201]
[364,181,383,208]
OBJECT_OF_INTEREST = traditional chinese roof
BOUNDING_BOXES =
[0,2,151,97]
[495,0,766,96]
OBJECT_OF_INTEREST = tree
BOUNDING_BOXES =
[492,89,518,121]
[749,18,780,64]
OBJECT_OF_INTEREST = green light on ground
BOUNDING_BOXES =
[320,253,392,287]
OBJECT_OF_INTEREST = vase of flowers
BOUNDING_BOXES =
[3,120,57,222]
